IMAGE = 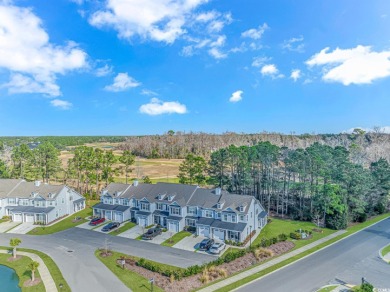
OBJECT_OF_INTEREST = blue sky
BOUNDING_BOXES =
[0,0,389,136]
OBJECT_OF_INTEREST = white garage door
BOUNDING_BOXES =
[198,226,210,237]
[138,217,147,226]
[105,211,112,220]
[115,212,123,223]
[13,213,22,222]
[168,221,179,232]
[213,229,225,241]
[25,214,34,222]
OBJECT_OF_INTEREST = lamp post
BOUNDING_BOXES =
[149,278,154,292]
[249,225,252,248]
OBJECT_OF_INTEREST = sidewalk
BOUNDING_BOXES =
[197,230,346,292]
[0,249,58,292]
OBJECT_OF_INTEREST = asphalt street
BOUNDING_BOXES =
[0,227,215,292]
[237,218,390,292]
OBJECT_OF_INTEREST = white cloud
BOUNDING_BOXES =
[195,11,218,22]
[241,23,269,40]
[229,90,243,103]
[50,99,73,110]
[139,97,187,115]
[95,64,113,77]
[282,36,305,53]
[290,69,301,82]
[141,89,158,96]
[89,0,209,44]
[208,47,227,59]
[105,73,140,92]
[261,64,284,78]
[252,56,271,68]
[306,45,390,85]
[0,3,87,96]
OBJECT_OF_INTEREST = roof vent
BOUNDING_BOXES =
[215,187,221,195]
[34,181,41,187]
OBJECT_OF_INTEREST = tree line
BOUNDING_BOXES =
[202,142,389,229]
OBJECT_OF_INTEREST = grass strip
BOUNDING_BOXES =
[110,221,136,235]
[317,285,338,292]
[206,213,390,292]
[161,231,192,247]
[381,244,390,257]
[95,250,173,292]
[0,247,71,292]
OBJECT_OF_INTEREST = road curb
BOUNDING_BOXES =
[228,215,390,292]
[378,244,390,263]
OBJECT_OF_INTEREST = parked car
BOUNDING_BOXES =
[142,227,162,240]
[102,222,120,232]
[209,242,226,254]
[199,239,214,251]
[89,217,105,226]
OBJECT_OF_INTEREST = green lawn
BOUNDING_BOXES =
[96,250,183,292]
[381,244,390,257]
[110,221,136,235]
[0,247,71,292]
[27,200,98,235]
[161,231,192,247]
[317,285,338,292]
[212,213,390,292]
[253,218,336,249]
[0,253,45,292]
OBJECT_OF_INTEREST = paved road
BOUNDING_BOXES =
[0,227,215,292]
[238,218,390,292]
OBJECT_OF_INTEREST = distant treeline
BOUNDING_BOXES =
[121,131,390,164]
[0,136,126,149]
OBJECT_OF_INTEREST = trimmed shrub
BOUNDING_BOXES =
[290,232,301,240]
[278,233,287,241]
[253,248,274,260]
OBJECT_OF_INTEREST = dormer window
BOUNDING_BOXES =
[239,205,245,212]
[168,195,175,202]
[217,203,222,209]
[158,194,165,200]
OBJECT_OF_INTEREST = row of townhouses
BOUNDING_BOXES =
[0,179,85,224]
[93,181,268,243]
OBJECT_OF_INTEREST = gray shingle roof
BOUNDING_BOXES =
[0,179,66,200]
[73,198,85,204]
[196,217,247,232]
[6,206,55,214]
[153,210,169,216]
[93,202,129,212]
[136,211,151,216]
[166,215,183,221]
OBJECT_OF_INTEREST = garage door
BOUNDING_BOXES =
[213,229,225,241]
[168,221,179,232]
[13,213,22,222]
[105,211,112,220]
[25,214,34,222]
[198,226,210,237]
[115,212,123,223]
[138,217,147,226]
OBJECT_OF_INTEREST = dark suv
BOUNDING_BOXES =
[142,227,162,240]
[199,239,214,251]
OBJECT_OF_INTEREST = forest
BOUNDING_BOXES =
[0,132,389,230]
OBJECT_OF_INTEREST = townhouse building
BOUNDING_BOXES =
[93,181,267,243]
[0,179,85,224]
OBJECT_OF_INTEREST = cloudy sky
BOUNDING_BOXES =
[0,0,389,135]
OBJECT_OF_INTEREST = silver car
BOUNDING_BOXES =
[209,242,226,254]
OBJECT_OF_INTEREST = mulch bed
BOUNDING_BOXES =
[116,241,295,292]
[24,278,41,287]
[7,255,22,262]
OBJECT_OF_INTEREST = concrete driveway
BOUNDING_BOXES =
[7,222,35,234]
[0,221,20,233]
[173,234,207,252]
[148,231,175,244]
[76,220,108,230]
[117,225,144,239]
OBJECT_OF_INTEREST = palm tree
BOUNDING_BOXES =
[10,238,21,259]
[27,261,40,281]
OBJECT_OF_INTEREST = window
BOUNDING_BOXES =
[239,205,244,212]
[205,210,213,218]
[223,214,228,221]
[240,215,245,221]
[8,198,16,204]
[62,198,65,204]
[140,203,150,211]
[170,207,181,216]
[231,215,236,222]
[216,212,221,219]
[156,203,164,210]
[187,207,197,215]
[186,219,196,226]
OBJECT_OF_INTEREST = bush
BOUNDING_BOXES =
[278,233,287,241]
[253,248,274,260]
[271,237,278,244]
[184,226,196,232]
[290,232,301,240]
[354,283,374,292]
